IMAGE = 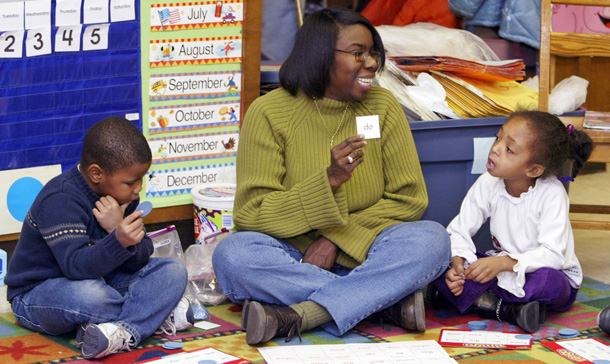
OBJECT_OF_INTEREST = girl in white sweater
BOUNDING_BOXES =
[428,111,593,333]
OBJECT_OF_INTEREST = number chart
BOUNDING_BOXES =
[0,0,249,213]
[0,0,140,172]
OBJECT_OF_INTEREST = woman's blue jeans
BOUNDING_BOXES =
[10,257,187,345]
[212,221,451,336]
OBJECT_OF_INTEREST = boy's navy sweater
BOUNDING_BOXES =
[5,165,154,302]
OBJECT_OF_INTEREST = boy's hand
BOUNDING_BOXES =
[465,256,517,284]
[93,196,130,233]
[115,210,145,248]
[445,256,466,296]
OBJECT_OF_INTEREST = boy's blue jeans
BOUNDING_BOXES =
[212,221,451,336]
[10,257,187,345]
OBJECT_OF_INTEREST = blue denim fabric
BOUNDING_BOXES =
[10,257,187,345]
[212,221,451,336]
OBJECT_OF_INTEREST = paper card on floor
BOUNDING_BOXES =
[258,340,458,364]
[137,346,250,364]
[541,338,610,363]
[439,329,532,350]
[194,320,220,330]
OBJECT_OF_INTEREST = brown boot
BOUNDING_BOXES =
[474,290,540,333]
[241,299,251,329]
[371,290,426,332]
[245,301,303,345]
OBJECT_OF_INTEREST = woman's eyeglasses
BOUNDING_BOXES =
[334,49,382,63]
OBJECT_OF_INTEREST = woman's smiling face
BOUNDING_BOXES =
[324,24,379,102]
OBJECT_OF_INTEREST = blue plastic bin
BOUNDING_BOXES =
[410,116,508,250]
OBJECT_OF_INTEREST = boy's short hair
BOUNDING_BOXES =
[81,116,152,174]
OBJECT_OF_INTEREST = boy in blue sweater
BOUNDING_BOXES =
[5,116,194,359]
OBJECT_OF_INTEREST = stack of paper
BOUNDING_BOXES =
[583,110,610,130]
[390,56,526,82]
[379,58,538,120]
[429,71,538,118]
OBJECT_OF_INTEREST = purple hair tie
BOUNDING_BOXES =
[567,124,575,133]
[558,176,574,183]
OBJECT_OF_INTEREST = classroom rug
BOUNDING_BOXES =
[1,277,609,364]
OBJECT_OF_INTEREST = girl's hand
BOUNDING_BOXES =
[327,135,367,191]
[445,257,466,296]
[465,256,517,283]
[93,196,130,233]
[302,236,337,271]
[115,210,145,248]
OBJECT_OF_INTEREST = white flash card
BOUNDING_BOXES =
[356,115,380,139]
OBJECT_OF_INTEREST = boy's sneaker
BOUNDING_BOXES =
[80,323,134,359]
[75,324,86,349]
[155,297,195,336]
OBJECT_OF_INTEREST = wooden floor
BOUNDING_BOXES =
[570,163,610,284]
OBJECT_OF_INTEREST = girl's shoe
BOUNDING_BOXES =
[598,305,610,335]
[474,290,540,333]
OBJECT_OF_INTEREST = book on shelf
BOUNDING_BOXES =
[583,110,610,130]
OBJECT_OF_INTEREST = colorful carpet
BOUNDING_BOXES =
[1,277,609,363]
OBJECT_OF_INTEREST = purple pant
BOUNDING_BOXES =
[433,265,578,314]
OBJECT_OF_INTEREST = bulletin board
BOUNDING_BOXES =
[0,0,262,239]
[0,0,141,172]
[141,0,243,208]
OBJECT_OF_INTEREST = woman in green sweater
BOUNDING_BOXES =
[212,7,451,345]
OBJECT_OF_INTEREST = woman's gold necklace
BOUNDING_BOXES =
[313,98,350,147]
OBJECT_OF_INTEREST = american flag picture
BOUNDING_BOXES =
[169,9,181,24]
[158,8,181,29]
[159,9,171,24]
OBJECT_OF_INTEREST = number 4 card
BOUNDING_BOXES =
[55,25,82,52]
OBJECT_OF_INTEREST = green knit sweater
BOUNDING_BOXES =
[234,86,428,268]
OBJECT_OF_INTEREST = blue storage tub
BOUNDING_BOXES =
[410,116,507,250]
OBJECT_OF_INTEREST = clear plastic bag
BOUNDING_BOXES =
[148,225,210,320]
[149,225,185,263]
[549,75,589,115]
[184,228,231,306]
